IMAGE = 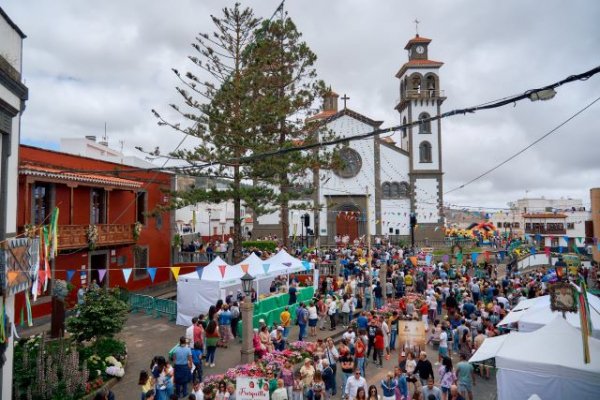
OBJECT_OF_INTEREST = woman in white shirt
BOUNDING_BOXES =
[308,302,319,337]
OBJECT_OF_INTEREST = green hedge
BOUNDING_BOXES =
[243,240,278,252]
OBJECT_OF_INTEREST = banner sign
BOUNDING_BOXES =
[236,377,270,400]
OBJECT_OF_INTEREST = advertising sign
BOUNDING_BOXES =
[236,377,270,400]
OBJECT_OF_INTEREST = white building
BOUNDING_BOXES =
[492,197,591,249]
[253,35,446,244]
[0,7,28,398]
[60,136,157,169]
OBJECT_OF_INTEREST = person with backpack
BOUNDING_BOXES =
[297,302,309,341]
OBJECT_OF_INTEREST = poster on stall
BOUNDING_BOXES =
[236,377,270,400]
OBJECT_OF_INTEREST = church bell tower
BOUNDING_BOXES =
[395,34,446,240]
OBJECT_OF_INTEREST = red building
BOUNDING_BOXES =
[15,145,174,320]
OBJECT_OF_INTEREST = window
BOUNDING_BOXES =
[382,182,391,198]
[418,113,431,133]
[390,182,400,198]
[525,223,531,230]
[134,246,149,279]
[512,222,520,228]
[136,192,147,224]
[419,141,432,163]
[567,222,575,230]
[0,108,12,135]
[398,182,410,197]
[91,188,106,224]
[32,183,52,225]
[389,227,394,234]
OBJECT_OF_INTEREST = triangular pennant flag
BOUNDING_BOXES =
[262,263,270,274]
[218,265,227,278]
[484,251,490,262]
[302,260,311,271]
[425,255,432,265]
[98,269,107,283]
[409,256,418,266]
[283,262,292,268]
[559,246,564,254]
[240,264,249,274]
[563,235,570,244]
[531,247,537,255]
[147,267,157,282]
[535,234,542,242]
[577,237,584,244]
[544,247,551,257]
[196,267,204,280]
[442,254,449,263]
[170,267,180,280]
[457,253,463,264]
[66,270,75,282]
[122,268,132,283]
[498,251,505,261]
[471,253,479,264]
[7,271,18,284]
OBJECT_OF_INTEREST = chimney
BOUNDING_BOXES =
[85,135,96,142]
[323,89,339,112]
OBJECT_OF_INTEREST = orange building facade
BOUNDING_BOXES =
[15,145,176,320]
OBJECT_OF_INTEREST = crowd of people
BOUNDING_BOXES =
[135,236,595,400]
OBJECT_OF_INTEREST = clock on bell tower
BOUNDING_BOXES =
[406,34,429,60]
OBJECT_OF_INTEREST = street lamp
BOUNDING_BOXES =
[240,272,255,364]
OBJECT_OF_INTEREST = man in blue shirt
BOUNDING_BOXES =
[173,336,192,398]
[357,312,369,331]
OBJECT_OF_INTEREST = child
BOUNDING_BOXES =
[138,370,154,400]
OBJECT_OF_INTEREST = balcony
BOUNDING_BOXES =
[524,227,566,236]
[57,224,135,250]
[397,89,446,104]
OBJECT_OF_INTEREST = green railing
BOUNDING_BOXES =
[129,293,177,321]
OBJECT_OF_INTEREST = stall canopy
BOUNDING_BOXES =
[176,252,313,326]
[498,292,600,338]
[470,316,600,400]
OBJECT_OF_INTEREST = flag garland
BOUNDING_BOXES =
[577,279,592,363]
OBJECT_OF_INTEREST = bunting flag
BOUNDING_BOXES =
[572,242,580,254]
[7,271,18,285]
[262,263,270,274]
[302,260,311,271]
[240,264,249,274]
[409,256,418,266]
[48,207,59,259]
[531,247,536,255]
[147,267,157,282]
[122,268,133,283]
[484,251,490,262]
[559,246,564,254]
[196,266,204,280]
[98,269,107,283]
[535,234,542,242]
[442,254,449,263]
[170,267,180,281]
[471,252,479,264]
[66,270,75,282]
[20,307,24,327]
[283,262,292,268]
[545,247,551,257]
[563,235,570,244]
[425,254,432,266]
[457,253,463,264]
[577,237,584,244]
[25,291,33,327]
[577,279,592,363]
[218,265,227,278]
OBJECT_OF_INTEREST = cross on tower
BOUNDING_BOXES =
[414,18,420,35]
[341,94,350,109]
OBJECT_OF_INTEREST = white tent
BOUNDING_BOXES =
[498,292,600,338]
[176,252,314,326]
[470,316,600,400]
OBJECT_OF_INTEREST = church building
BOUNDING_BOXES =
[253,35,446,245]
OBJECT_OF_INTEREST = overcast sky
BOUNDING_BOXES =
[5,0,600,211]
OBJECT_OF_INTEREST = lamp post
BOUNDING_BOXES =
[240,272,255,364]
[300,214,305,248]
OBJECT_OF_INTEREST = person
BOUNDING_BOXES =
[321,359,335,400]
[218,305,233,347]
[455,354,475,400]
[292,371,303,400]
[273,326,285,351]
[339,347,355,394]
[448,385,465,400]
[323,338,339,396]
[413,351,434,387]
[226,384,236,400]
[374,281,383,309]
[438,326,449,364]
[438,356,455,400]
[354,387,367,400]
[191,381,203,400]
[173,336,193,398]
[328,296,338,330]
[203,386,215,400]
[354,330,367,377]
[205,320,219,368]
[300,358,315,397]
[215,381,228,400]
[367,385,379,400]
[280,306,292,339]
[139,370,154,400]
[153,357,174,400]
[259,325,273,353]
[374,327,385,368]
[389,311,399,351]
[341,295,352,327]
[297,303,309,341]
[289,283,298,304]
[281,360,295,400]
[309,301,319,337]
[397,367,409,400]
[458,330,472,361]
[311,370,326,400]
[145,390,156,400]
[421,377,442,400]
[191,341,203,383]
[230,302,240,338]
[272,379,289,400]
[186,317,199,345]
[345,369,367,400]
[381,372,397,400]
[77,284,87,306]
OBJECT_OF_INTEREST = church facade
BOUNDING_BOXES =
[253,35,446,245]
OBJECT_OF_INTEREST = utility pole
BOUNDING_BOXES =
[366,186,373,276]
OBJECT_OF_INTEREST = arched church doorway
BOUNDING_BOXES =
[335,204,361,241]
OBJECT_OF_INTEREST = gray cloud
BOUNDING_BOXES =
[5,0,600,209]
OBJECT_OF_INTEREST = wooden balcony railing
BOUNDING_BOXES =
[524,228,567,236]
[57,224,135,250]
